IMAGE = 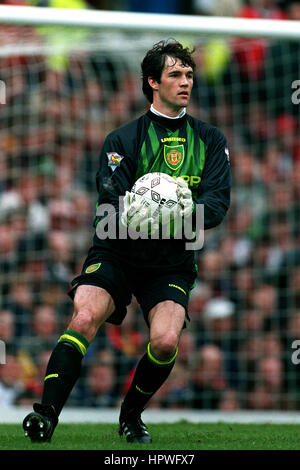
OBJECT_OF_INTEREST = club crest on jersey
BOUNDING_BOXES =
[164,145,184,171]
[107,152,124,172]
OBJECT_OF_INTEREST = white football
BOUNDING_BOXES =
[130,172,179,225]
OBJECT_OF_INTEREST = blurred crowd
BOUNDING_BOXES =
[1,0,300,412]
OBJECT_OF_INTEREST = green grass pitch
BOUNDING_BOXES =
[0,421,300,450]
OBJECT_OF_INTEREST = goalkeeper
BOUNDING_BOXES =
[23,39,231,443]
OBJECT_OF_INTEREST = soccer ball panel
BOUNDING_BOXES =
[131,172,179,224]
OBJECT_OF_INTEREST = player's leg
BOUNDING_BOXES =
[119,300,185,443]
[122,300,185,408]
[67,284,115,342]
[41,285,115,412]
[23,285,115,442]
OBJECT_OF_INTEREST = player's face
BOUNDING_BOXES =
[149,55,194,116]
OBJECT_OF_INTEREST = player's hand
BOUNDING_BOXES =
[121,191,145,226]
[120,191,159,235]
[176,177,194,218]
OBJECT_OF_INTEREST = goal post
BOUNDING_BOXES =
[1,4,300,38]
[0,5,300,413]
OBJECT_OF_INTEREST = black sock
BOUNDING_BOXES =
[41,329,89,416]
[123,342,178,411]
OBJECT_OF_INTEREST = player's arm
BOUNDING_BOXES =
[176,129,231,232]
[194,128,231,230]
[94,129,156,233]
[94,132,137,230]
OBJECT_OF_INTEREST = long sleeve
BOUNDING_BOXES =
[195,127,231,230]
[93,125,138,231]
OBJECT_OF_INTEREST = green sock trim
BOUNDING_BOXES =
[57,329,89,356]
[135,384,153,395]
[147,342,178,367]
[44,373,59,382]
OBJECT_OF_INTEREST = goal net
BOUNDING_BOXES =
[0,5,300,413]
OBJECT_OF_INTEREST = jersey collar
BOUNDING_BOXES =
[146,108,187,132]
[150,104,186,119]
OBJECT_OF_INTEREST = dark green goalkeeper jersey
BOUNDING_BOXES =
[90,109,231,271]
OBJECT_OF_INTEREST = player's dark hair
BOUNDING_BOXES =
[141,39,196,103]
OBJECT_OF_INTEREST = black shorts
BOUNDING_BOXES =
[68,254,197,326]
